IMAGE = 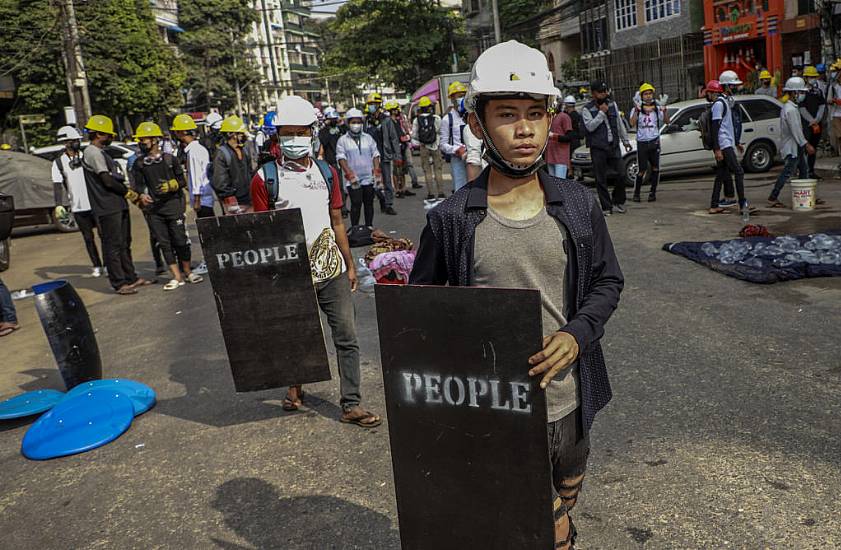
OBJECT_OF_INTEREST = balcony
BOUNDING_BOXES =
[289,63,320,74]
[282,1,310,17]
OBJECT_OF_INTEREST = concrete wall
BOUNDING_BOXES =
[611,2,693,50]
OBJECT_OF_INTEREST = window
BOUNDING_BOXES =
[644,0,680,22]
[614,0,637,31]
[582,16,609,53]
[671,106,705,132]
[739,99,780,122]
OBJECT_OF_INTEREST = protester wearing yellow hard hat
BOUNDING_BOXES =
[755,69,777,98]
[212,115,253,215]
[171,113,197,132]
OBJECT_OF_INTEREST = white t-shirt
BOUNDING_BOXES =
[712,98,735,150]
[632,105,666,143]
[51,152,91,212]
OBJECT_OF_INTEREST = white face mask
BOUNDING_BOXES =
[279,135,312,159]
[349,123,363,134]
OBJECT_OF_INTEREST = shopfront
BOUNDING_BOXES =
[702,0,784,89]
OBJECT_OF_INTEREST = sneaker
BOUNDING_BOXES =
[411,183,423,189]
[632,196,641,203]
[92,267,103,278]
[647,194,656,202]
[384,207,398,215]
[603,209,612,217]
[395,192,405,199]
[614,204,626,214]
[437,193,446,199]
[193,261,208,275]
[403,190,416,197]
[718,198,737,208]
[426,194,435,200]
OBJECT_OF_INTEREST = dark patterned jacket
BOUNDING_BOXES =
[409,168,624,432]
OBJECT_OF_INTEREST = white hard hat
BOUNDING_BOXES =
[324,108,339,119]
[206,112,224,130]
[57,126,82,141]
[563,95,576,104]
[345,108,364,120]
[275,96,318,127]
[465,40,559,113]
[719,70,743,86]
[783,76,809,92]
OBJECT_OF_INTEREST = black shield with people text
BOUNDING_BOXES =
[376,284,553,549]
[197,209,330,392]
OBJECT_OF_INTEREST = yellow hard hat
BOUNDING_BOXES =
[134,121,164,139]
[803,65,819,77]
[219,115,247,133]
[418,96,433,108]
[384,100,399,111]
[171,113,197,131]
[639,82,655,94]
[366,92,383,104]
[85,114,116,136]
[759,70,772,80]
[579,86,588,95]
[0,144,11,150]
[448,81,467,97]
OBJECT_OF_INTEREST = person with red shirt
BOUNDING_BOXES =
[250,95,381,428]
[546,102,574,179]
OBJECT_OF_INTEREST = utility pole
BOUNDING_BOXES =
[59,0,92,125]
[230,31,244,117]
[491,0,501,45]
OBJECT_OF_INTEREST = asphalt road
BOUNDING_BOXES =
[1,166,840,549]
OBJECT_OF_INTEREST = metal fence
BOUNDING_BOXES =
[582,34,705,113]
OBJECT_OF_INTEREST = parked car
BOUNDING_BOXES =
[0,150,77,243]
[32,141,138,179]
[571,95,783,186]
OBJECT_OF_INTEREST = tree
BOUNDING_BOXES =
[178,0,260,114]
[500,0,550,46]
[75,0,186,120]
[321,0,466,102]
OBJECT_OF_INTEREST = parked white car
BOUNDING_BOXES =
[571,95,783,185]
[31,142,138,179]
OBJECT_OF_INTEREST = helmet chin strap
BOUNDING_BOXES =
[475,115,547,179]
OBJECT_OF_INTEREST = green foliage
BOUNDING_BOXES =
[76,0,186,118]
[321,0,466,102]
[179,0,260,113]
[500,0,549,46]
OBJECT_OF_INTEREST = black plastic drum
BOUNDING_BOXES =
[33,280,102,390]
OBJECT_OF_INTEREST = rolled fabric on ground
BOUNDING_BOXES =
[33,280,102,390]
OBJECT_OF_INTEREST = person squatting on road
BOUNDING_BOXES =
[768,77,813,208]
[81,115,150,295]
[630,83,670,202]
[709,73,750,216]
[211,115,254,215]
[440,81,470,192]
[51,126,104,277]
[410,40,624,549]
[250,95,381,428]
[171,114,215,219]
[581,80,632,215]
[412,96,446,200]
[336,108,382,228]
[131,122,203,291]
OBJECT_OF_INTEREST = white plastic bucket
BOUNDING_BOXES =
[790,179,817,211]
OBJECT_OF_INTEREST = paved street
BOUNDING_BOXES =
[1,167,840,549]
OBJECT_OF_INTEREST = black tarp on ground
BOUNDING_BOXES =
[376,285,554,550]
[197,209,330,392]
[0,151,54,210]
[664,233,841,284]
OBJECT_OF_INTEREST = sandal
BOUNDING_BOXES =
[768,200,786,208]
[116,285,138,295]
[816,198,827,205]
[186,272,204,284]
[282,386,304,411]
[129,277,154,288]
[340,406,382,428]
[0,322,19,337]
[708,207,726,214]
[163,279,184,291]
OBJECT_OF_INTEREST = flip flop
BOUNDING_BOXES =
[768,200,786,208]
[282,388,304,411]
[708,208,726,214]
[340,408,382,428]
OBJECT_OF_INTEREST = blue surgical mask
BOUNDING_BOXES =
[349,123,363,134]
[367,105,378,114]
[279,135,312,159]
[796,92,807,103]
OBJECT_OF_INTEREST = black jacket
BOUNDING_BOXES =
[409,168,624,431]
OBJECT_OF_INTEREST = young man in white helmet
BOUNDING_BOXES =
[713,70,750,216]
[51,126,104,277]
[768,78,814,207]
[410,40,623,549]
[249,96,381,428]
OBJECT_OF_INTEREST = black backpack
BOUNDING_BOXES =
[698,98,726,151]
[417,115,437,145]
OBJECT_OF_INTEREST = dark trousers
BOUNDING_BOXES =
[348,185,375,227]
[98,210,138,290]
[147,211,191,266]
[770,148,809,201]
[315,272,361,410]
[195,206,215,219]
[73,210,102,268]
[806,130,821,176]
[633,139,660,198]
[711,147,746,209]
[144,213,165,269]
[0,276,17,324]
[548,409,590,543]
[591,147,625,211]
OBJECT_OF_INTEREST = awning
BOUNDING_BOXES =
[412,78,439,105]
[271,23,283,30]
[155,16,184,33]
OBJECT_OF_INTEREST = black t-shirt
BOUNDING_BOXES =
[82,145,128,216]
[318,125,345,166]
[132,153,185,217]
[802,88,824,122]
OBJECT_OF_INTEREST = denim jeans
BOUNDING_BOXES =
[0,276,17,324]
[450,156,468,192]
[380,160,395,208]
[548,164,568,178]
[316,271,361,410]
[770,148,809,201]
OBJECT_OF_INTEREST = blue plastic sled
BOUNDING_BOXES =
[0,389,65,420]
[21,388,134,460]
[64,379,156,416]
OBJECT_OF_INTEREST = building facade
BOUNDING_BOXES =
[538,0,582,84]
[462,0,496,61]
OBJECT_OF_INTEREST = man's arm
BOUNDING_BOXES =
[788,107,809,147]
[629,107,639,128]
[614,103,630,143]
[408,218,448,285]
[211,148,234,198]
[439,113,457,155]
[580,107,605,133]
[799,105,816,125]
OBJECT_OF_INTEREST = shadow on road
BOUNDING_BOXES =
[211,478,400,549]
